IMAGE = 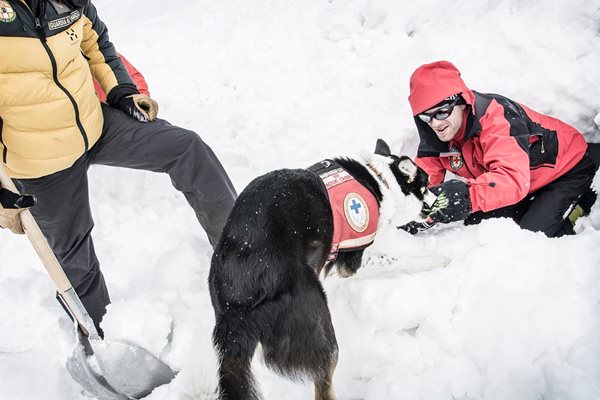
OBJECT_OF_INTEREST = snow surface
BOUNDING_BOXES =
[2,1,600,399]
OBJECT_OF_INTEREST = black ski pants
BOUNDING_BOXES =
[16,104,237,335]
[464,151,597,238]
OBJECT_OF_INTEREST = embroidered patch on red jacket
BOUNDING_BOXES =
[450,154,464,170]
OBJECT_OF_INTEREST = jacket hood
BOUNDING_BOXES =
[408,60,474,116]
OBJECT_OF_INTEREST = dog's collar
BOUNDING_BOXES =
[366,163,390,190]
[306,159,340,177]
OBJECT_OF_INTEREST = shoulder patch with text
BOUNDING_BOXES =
[48,10,81,30]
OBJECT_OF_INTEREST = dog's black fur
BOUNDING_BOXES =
[208,140,430,400]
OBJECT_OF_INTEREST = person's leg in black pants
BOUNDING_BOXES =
[16,156,109,336]
[465,153,596,237]
[16,105,237,334]
[90,104,237,247]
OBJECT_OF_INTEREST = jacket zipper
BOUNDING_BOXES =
[532,133,545,153]
[18,1,90,154]
[0,117,6,164]
[463,158,476,179]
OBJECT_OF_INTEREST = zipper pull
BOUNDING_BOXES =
[34,17,46,41]
[540,140,545,154]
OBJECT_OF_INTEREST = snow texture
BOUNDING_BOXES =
[1,1,600,399]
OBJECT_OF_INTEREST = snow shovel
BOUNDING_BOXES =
[0,163,177,399]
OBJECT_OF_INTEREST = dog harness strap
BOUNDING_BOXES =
[308,160,379,262]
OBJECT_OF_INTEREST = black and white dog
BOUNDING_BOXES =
[208,139,433,400]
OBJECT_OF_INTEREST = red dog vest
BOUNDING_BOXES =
[309,161,380,262]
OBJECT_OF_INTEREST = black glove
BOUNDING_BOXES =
[0,187,36,209]
[424,180,471,224]
[0,188,36,234]
[117,94,159,122]
[398,218,436,234]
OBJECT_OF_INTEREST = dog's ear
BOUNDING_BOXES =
[374,139,391,157]
[397,157,418,183]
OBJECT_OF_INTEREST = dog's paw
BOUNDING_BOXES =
[360,252,450,276]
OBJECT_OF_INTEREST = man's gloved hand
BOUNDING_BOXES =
[0,188,36,234]
[118,94,159,122]
[424,180,471,224]
[398,217,436,234]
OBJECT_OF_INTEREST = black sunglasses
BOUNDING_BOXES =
[417,97,460,124]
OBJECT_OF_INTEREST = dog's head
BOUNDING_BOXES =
[367,139,434,227]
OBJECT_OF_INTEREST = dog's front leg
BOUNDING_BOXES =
[335,250,365,278]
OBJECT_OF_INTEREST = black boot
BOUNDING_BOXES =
[568,188,598,226]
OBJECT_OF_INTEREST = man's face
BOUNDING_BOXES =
[420,103,466,142]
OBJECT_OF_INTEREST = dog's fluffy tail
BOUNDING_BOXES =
[177,331,221,400]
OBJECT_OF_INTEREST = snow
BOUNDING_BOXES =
[1,0,600,399]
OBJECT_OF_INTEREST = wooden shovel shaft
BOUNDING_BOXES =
[0,163,100,338]
[0,164,72,293]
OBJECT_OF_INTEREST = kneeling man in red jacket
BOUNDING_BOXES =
[407,60,597,237]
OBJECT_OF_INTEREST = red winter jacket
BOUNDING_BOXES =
[93,53,149,102]
[408,60,588,213]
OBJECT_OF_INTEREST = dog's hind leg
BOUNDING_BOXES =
[259,281,339,400]
[217,354,258,400]
[314,346,338,400]
[213,311,261,400]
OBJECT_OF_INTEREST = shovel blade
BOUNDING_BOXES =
[66,344,128,400]
[67,330,177,399]
[91,338,177,398]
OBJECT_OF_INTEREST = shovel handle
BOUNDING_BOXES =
[0,163,100,338]
[0,164,72,293]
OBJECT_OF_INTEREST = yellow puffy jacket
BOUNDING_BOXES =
[0,0,138,178]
